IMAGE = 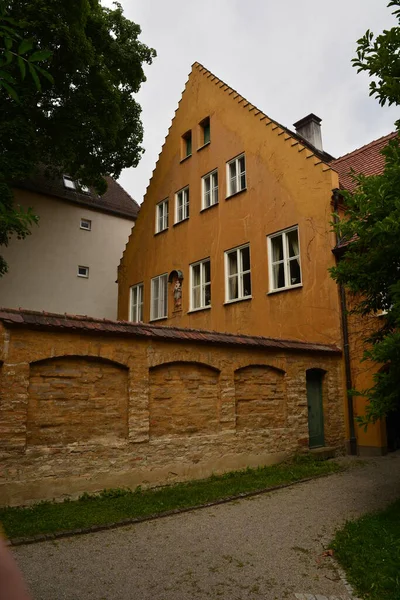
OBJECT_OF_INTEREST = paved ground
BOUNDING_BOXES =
[13,453,400,600]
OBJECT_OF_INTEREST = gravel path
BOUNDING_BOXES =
[13,453,400,600]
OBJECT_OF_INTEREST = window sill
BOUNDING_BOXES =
[173,217,189,227]
[149,316,168,323]
[267,283,303,295]
[180,154,192,164]
[197,141,211,152]
[200,202,219,213]
[224,296,252,306]
[188,305,212,314]
[154,228,169,236]
[226,188,247,201]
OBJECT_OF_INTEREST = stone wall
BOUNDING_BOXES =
[0,318,345,506]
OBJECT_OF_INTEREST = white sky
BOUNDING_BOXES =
[103,1,398,203]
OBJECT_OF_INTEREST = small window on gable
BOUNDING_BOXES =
[80,218,91,231]
[175,186,189,223]
[78,266,89,278]
[200,117,210,146]
[227,154,246,197]
[181,130,192,159]
[268,226,302,292]
[202,169,218,209]
[63,175,76,190]
[156,199,169,233]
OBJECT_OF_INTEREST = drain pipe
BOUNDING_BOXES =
[332,188,358,455]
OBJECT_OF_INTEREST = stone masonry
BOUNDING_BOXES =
[0,309,345,506]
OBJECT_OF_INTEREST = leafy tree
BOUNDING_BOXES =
[331,0,400,423]
[0,0,155,275]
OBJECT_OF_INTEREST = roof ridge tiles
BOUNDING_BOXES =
[332,131,398,165]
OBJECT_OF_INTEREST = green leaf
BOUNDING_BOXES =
[28,62,41,91]
[34,64,54,84]
[28,50,52,63]
[4,35,12,50]
[0,69,16,84]
[17,55,26,79]
[0,80,19,102]
[4,49,13,65]
[18,39,33,55]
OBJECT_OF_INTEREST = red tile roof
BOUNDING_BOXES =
[0,308,341,354]
[332,132,398,192]
[16,172,139,220]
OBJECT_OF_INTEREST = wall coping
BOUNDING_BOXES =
[0,308,341,354]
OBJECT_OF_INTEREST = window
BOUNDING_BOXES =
[202,170,218,209]
[63,175,76,190]
[181,130,192,159]
[175,187,189,223]
[227,154,246,196]
[156,199,169,233]
[77,266,89,278]
[225,244,251,302]
[190,259,211,310]
[130,283,144,322]
[80,218,91,231]
[268,226,302,292]
[151,273,168,320]
[200,117,210,146]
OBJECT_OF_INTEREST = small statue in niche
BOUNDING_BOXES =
[173,278,182,310]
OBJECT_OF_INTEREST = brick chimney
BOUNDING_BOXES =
[293,113,323,152]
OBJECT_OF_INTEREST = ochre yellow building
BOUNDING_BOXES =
[118,62,394,456]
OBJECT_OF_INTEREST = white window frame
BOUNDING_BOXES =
[156,199,169,233]
[201,169,218,210]
[190,258,211,311]
[130,283,144,322]
[226,154,246,197]
[63,175,76,190]
[175,186,189,223]
[224,244,251,303]
[150,273,168,321]
[80,218,91,231]
[267,226,302,293]
[77,266,89,278]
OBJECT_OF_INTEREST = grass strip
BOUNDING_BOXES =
[332,498,400,600]
[1,455,343,540]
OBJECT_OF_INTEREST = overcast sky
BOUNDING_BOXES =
[103,1,398,203]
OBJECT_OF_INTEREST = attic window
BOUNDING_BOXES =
[63,175,76,190]
[200,117,210,146]
[181,130,192,160]
[77,265,89,278]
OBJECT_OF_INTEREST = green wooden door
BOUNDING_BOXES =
[306,370,325,448]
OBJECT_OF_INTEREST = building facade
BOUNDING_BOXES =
[118,63,342,348]
[0,174,138,319]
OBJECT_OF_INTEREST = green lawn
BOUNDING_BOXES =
[332,498,400,600]
[1,455,343,540]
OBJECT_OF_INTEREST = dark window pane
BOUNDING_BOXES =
[204,122,210,144]
[241,246,250,272]
[287,229,299,257]
[272,236,283,262]
[289,259,301,285]
[229,276,238,299]
[273,263,285,289]
[204,283,211,306]
[228,251,238,275]
[204,260,210,283]
[243,272,251,297]
[240,173,246,190]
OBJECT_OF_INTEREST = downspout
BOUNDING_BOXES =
[332,188,357,455]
